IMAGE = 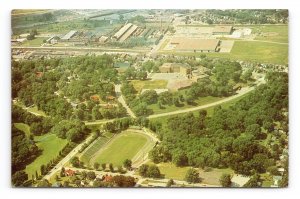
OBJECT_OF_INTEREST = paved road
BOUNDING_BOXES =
[42,134,96,181]
[148,86,255,119]
[115,84,136,118]
[12,46,148,54]
[63,167,218,187]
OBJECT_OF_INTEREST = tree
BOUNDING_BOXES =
[243,174,261,187]
[138,164,149,177]
[60,167,65,177]
[70,157,81,168]
[94,162,100,170]
[146,165,161,178]
[219,173,231,187]
[172,152,188,167]
[12,170,28,186]
[123,159,132,170]
[109,163,114,172]
[167,179,175,187]
[87,171,96,180]
[101,163,106,170]
[184,168,200,183]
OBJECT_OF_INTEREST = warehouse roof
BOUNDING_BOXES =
[61,30,77,40]
[114,23,133,39]
[170,38,220,51]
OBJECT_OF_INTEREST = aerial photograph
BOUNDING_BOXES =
[11,9,288,188]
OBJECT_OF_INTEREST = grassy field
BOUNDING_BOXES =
[20,37,47,47]
[198,168,234,185]
[250,25,288,43]
[130,80,168,93]
[25,134,68,179]
[92,131,148,167]
[14,123,31,137]
[157,162,191,181]
[149,95,223,115]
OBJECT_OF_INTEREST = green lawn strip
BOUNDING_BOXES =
[93,132,148,167]
[14,123,31,137]
[25,134,68,179]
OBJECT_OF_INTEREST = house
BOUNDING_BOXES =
[90,95,100,102]
[231,174,250,187]
[103,174,113,183]
[106,95,116,101]
[65,169,75,176]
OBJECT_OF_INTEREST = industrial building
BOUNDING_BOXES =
[113,23,133,40]
[113,23,139,42]
[169,38,220,52]
[61,30,78,41]
[212,26,233,35]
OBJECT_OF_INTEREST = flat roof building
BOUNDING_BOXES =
[212,26,233,35]
[170,38,220,52]
[61,30,78,40]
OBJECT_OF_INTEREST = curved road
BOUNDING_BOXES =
[148,86,254,119]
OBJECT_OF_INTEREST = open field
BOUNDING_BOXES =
[25,134,68,179]
[198,168,234,185]
[92,131,149,167]
[157,162,191,181]
[250,25,288,43]
[130,80,168,93]
[14,123,31,137]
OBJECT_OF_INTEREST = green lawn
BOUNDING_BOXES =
[93,131,148,166]
[130,80,168,93]
[25,134,68,179]
[250,25,288,43]
[20,37,47,47]
[156,162,191,181]
[14,123,31,137]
